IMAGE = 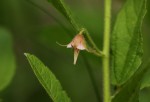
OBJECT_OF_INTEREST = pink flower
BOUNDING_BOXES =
[67,34,87,64]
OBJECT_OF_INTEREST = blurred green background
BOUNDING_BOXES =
[0,0,150,102]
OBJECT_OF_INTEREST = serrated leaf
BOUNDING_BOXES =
[111,0,147,85]
[0,28,16,91]
[24,53,71,102]
[112,59,150,102]
[47,0,80,31]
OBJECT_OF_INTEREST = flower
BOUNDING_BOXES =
[67,34,87,64]
[57,29,104,65]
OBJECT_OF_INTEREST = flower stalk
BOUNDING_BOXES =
[78,28,104,57]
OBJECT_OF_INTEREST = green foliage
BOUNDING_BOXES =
[111,0,147,85]
[24,53,71,102]
[141,66,150,89]
[139,87,150,102]
[112,59,150,102]
[0,0,149,101]
[47,0,80,31]
[0,28,16,91]
[24,0,149,101]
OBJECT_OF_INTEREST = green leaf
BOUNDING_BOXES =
[0,28,16,91]
[24,53,71,102]
[139,87,150,102]
[141,65,150,89]
[47,0,80,31]
[112,59,150,102]
[111,0,147,85]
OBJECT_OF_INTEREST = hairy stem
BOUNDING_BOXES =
[102,0,111,102]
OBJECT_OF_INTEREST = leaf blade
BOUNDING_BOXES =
[24,53,71,102]
[111,0,147,85]
[47,0,80,31]
[0,28,16,91]
[112,59,150,102]
[141,65,150,89]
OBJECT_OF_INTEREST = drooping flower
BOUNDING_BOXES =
[67,34,87,64]
[57,33,87,65]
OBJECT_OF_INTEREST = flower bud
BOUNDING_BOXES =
[67,34,87,64]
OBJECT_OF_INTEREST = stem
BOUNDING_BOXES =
[79,28,104,57]
[85,31,104,56]
[102,0,111,102]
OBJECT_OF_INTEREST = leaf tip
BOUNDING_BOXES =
[24,53,30,57]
